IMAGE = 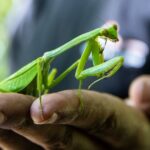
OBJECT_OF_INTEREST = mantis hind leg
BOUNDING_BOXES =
[48,60,79,89]
[37,57,45,115]
[45,68,57,93]
[78,79,84,112]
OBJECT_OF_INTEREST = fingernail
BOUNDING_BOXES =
[34,113,58,124]
[0,112,6,124]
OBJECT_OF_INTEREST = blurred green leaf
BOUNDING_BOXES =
[0,0,12,80]
[0,0,12,21]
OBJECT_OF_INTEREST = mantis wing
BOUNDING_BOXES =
[0,59,38,92]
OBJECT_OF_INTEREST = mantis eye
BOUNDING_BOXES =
[112,24,118,31]
[103,20,119,31]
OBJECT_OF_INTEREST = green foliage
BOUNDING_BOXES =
[0,0,12,21]
[0,0,12,80]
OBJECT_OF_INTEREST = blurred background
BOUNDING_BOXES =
[0,0,150,98]
[0,0,30,79]
[0,0,12,79]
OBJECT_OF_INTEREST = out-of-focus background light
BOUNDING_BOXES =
[0,0,30,80]
[0,0,12,80]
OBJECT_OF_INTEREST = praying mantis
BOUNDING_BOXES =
[0,22,124,110]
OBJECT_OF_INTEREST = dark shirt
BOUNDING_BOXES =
[10,0,150,98]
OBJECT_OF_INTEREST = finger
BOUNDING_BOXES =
[0,93,47,148]
[129,75,150,116]
[0,93,105,150]
[31,90,150,149]
[0,93,35,129]
[0,129,42,150]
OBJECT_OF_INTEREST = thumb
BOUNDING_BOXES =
[129,75,150,117]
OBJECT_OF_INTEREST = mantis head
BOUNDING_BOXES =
[100,22,119,42]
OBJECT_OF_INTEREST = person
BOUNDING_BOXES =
[0,0,150,149]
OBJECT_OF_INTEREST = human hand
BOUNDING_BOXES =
[0,89,150,150]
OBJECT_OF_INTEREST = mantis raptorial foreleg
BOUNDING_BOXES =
[91,38,105,66]
[74,38,123,109]
[81,56,124,89]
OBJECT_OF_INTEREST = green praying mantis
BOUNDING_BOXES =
[0,22,124,110]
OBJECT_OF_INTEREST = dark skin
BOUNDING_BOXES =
[0,76,150,150]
